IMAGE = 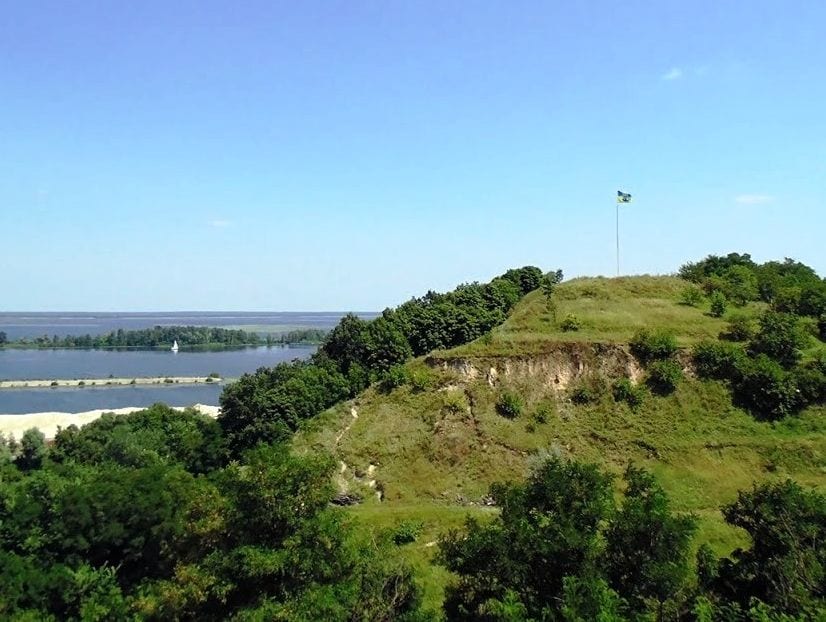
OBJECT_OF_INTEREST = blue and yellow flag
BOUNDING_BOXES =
[617,190,632,203]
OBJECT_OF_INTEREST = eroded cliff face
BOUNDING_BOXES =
[426,342,646,390]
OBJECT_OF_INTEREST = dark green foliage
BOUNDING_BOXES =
[709,291,728,317]
[630,329,678,364]
[604,467,697,616]
[380,364,409,392]
[612,378,646,409]
[692,340,748,380]
[51,404,226,473]
[495,391,523,419]
[792,365,826,405]
[570,375,608,405]
[646,359,683,395]
[0,426,424,620]
[733,355,801,420]
[748,311,808,368]
[440,459,699,620]
[14,325,262,349]
[0,330,6,345]
[502,266,546,296]
[679,253,756,283]
[17,428,47,470]
[708,481,826,616]
[219,358,351,453]
[721,313,756,342]
[439,458,615,619]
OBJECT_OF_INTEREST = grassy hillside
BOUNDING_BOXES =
[293,275,826,615]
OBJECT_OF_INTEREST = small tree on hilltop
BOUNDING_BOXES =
[709,291,727,318]
[18,427,47,470]
[542,269,564,323]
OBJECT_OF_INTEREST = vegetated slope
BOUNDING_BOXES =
[294,274,826,612]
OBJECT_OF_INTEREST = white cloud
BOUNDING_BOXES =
[209,219,232,228]
[662,67,683,81]
[735,194,774,205]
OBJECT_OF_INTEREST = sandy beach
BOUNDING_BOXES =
[0,403,221,440]
[0,376,221,389]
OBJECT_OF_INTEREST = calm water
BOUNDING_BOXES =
[0,345,315,414]
[0,311,376,341]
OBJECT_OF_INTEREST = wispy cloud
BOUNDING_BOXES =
[208,219,232,228]
[735,194,774,205]
[662,67,683,81]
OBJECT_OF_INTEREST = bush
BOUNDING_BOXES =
[748,311,807,368]
[692,341,747,380]
[792,365,826,405]
[720,313,755,342]
[496,391,524,419]
[392,520,423,545]
[442,391,468,415]
[380,365,408,391]
[680,286,704,307]
[709,291,727,317]
[569,376,607,405]
[646,359,683,395]
[612,378,646,409]
[630,329,678,364]
[560,314,582,332]
[50,380,58,387]
[532,404,553,424]
[733,355,801,420]
[408,368,436,392]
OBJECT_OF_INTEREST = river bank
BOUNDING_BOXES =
[0,376,221,389]
[0,403,221,440]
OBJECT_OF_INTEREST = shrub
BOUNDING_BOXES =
[409,368,436,392]
[532,404,553,424]
[733,355,801,420]
[78,381,85,387]
[50,380,58,387]
[164,378,174,384]
[496,391,524,419]
[720,313,755,342]
[630,329,678,364]
[569,375,607,405]
[560,314,582,332]
[646,359,683,395]
[380,365,408,391]
[612,378,646,409]
[692,341,747,380]
[442,390,468,415]
[791,365,826,405]
[392,520,423,545]
[680,286,704,307]
[709,291,727,317]
[748,311,807,368]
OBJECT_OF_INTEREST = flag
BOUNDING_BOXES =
[617,190,632,203]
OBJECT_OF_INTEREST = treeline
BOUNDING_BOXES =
[440,457,826,621]
[219,266,548,455]
[266,328,328,345]
[0,406,424,620]
[10,325,263,349]
[678,253,826,420]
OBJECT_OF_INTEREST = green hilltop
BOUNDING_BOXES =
[294,272,826,613]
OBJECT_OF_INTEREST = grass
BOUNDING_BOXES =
[443,275,768,357]
[292,275,826,616]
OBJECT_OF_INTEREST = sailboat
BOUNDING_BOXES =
[171,340,179,353]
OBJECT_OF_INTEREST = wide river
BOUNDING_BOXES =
[0,311,377,414]
[0,346,316,414]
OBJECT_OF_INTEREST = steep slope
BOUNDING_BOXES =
[293,275,826,614]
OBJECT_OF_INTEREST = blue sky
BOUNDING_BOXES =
[1,1,823,311]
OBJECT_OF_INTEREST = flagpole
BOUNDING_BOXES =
[617,201,619,276]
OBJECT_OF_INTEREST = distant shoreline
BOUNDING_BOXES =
[0,376,222,389]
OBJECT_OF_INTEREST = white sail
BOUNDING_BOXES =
[171,340,179,352]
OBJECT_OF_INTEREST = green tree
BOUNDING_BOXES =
[541,269,564,322]
[711,480,826,615]
[18,428,47,470]
[439,458,614,620]
[709,291,728,318]
[603,466,697,619]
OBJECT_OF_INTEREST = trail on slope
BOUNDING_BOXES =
[333,405,381,500]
